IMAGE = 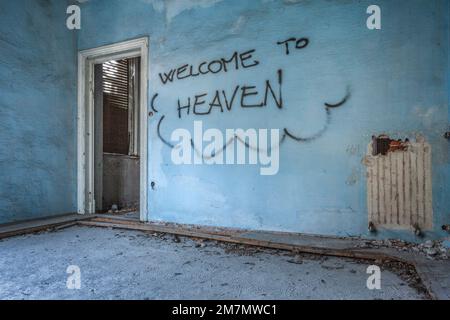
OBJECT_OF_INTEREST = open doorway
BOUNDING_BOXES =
[93,58,141,219]
[77,38,148,222]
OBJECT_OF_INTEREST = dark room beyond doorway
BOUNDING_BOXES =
[93,57,141,217]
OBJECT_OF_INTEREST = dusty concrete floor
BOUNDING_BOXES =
[0,226,427,300]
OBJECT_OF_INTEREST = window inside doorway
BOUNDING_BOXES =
[102,58,140,156]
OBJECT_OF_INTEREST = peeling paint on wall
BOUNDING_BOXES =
[140,0,224,24]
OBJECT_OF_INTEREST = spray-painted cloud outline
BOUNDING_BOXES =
[154,86,350,160]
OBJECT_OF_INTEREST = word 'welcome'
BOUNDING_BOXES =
[159,49,259,85]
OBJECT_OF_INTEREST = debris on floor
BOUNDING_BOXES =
[107,206,138,215]
[354,238,448,260]
[0,226,429,300]
[152,219,448,261]
[136,228,432,299]
[108,204,119,214]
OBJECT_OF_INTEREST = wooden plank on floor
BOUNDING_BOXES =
[79,220,239,243]
[92,215,238,237]
[78,220,407,263]
[0,214,93,240]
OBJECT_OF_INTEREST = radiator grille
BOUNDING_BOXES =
[365,139,432,230]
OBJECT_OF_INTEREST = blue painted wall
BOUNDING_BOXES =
[1,0,448,241]
[0,0,77,223]
[77,0,450,240]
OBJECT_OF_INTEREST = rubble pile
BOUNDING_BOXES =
[355,238,448,260]
[415,240,448,260]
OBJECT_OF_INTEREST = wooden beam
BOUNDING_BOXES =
[0,214,94,240]
[79,219,407,263]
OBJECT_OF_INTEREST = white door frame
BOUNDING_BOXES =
[77,37,149,222]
